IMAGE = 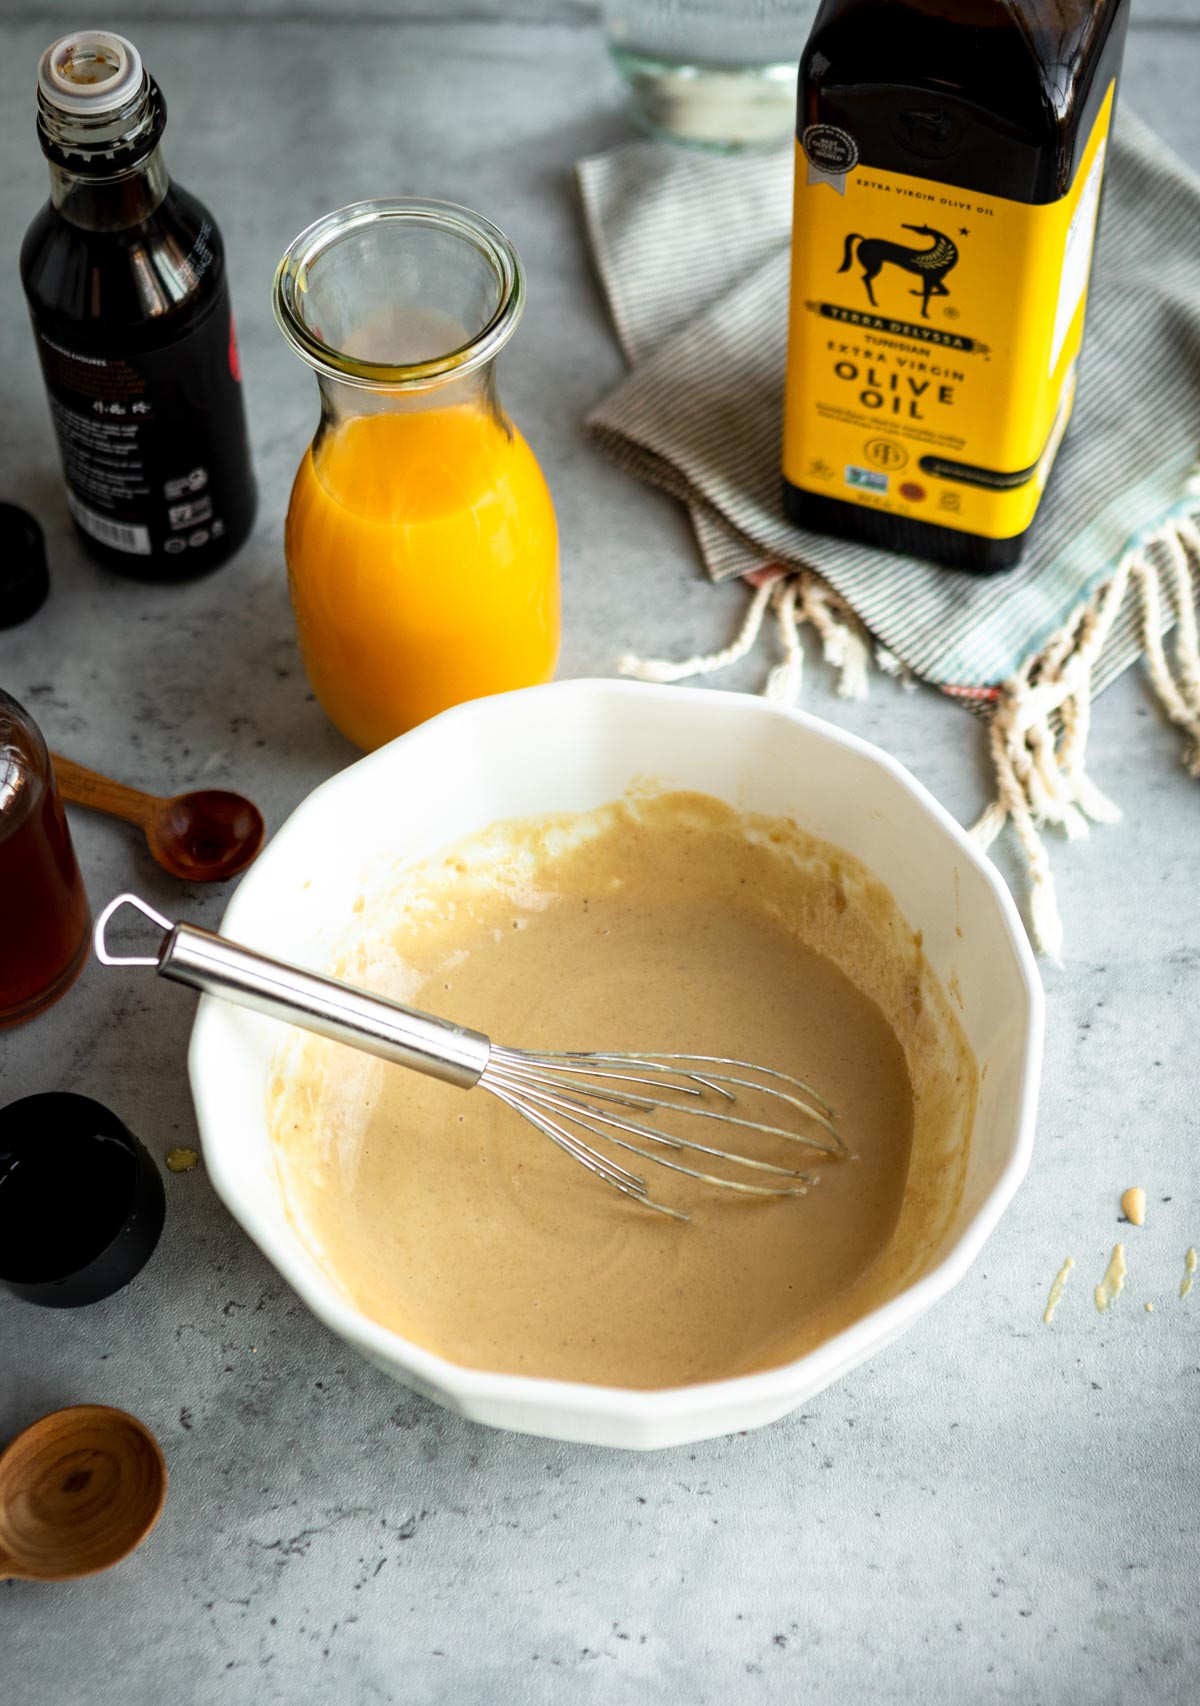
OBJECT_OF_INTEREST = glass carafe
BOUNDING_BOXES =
[274,200,560,751]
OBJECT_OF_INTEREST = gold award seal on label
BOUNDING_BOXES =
[802,124,860,195]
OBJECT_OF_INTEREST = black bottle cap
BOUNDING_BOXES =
[0,504,50,629]
[0,1093,166,1308]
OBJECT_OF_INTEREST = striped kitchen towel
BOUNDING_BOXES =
[578,110,1200,956]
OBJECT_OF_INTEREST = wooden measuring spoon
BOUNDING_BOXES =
[52,754,265,883]
[0,1404,166,1582]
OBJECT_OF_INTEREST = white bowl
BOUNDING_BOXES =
[189,680,1042,1450]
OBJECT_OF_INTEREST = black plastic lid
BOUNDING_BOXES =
[0,1092,165,1308]
[0,504,50,629]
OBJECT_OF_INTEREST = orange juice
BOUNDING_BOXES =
[284,404,559,751]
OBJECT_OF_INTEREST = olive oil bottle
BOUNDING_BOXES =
[782,0,1130,572]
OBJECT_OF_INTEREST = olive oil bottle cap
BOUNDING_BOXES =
[0,504,50,629]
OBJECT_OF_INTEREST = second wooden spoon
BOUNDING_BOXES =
[52,754,265,883]
[0,1404,166,1582]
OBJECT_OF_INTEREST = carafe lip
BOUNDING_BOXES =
[272,198,526,392]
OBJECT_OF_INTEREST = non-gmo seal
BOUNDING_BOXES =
[802,124,859,175]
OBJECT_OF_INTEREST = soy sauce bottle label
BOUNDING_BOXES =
[34,281,250,564]
[783,83,1115,546]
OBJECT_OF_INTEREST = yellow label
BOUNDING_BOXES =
[782,84,1115,541]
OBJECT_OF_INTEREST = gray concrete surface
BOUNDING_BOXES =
[1,6,1199,1703]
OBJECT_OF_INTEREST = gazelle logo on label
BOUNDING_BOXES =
[838,225,960,319]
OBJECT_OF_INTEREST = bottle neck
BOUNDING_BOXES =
[37,65,169,231]
[48,144,169,231]
[314,361,507,436]
[0,689,50,827]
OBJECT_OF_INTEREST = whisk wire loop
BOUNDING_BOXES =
[487,1086,651,1196]
[484,1049,844,1159]
[484,1069,814,1184]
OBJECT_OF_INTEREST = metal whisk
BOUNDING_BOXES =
[96,894,845,1221]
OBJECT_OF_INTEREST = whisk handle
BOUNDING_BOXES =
[94,895,491,1090]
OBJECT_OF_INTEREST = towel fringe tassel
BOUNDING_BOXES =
[617,514,1200,957]
[619,568,872,703]
[972,514,1200,958]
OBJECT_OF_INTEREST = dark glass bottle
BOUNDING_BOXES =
[20,31,256,581]
[782,0,1130,572]
[0,688,91,1027]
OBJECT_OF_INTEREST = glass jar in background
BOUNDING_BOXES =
[604,0,815,152]
[0,690,91,1027]
[273,200,560,753]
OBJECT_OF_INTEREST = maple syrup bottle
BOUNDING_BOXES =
[0,689,90,1028]
[782,0,1130,572]
[20,31,256,581]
